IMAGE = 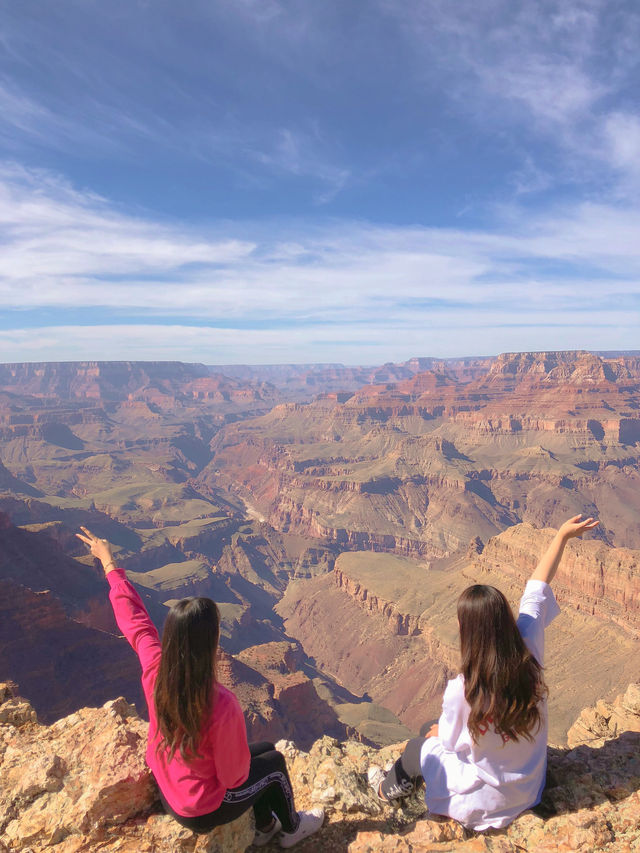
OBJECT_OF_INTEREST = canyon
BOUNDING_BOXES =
[0,352,639,748]
[278,526,640,742]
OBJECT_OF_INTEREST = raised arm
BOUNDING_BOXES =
[76,527,161,671]
[76,526,118,575]
[531,515,599,585]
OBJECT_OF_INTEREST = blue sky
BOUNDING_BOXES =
[0,0,639,364]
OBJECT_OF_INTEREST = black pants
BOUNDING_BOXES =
[157,742,300,834]
[380,737,425,799]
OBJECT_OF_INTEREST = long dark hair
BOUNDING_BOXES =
[154,597,220,762]
[457,584,547,744]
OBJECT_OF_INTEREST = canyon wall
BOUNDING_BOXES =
[333,566,423,636]
[200,352,640,557]
[2,351,640,753]
[475,523,640,635]
[0,361,274,406]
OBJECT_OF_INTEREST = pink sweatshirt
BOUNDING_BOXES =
[107,568,251,817]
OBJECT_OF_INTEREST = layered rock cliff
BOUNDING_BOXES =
[200,352,640,559]
[475,523,640,635]
[0,361,275,408]
[1,680,639,852]
[278,527,640,742]
[0,578,146,723]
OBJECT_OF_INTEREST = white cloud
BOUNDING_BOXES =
[0,163,638,363]
[381,0,640,191]
[0,313,637,364]
[603,112,640,180]
[0,163,255,282]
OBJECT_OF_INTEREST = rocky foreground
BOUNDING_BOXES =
[1,682,639,852]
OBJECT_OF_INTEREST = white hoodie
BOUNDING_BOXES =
[420,579,560,830]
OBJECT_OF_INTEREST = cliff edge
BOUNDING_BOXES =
[1,680,639,852]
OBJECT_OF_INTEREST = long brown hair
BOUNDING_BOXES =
[154,597,220,762]
[457,584,547,744]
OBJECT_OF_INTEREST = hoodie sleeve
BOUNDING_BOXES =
[107,568,162,677]
[438,675,472,754]
[210,689,251,790]
[516,579,561,666]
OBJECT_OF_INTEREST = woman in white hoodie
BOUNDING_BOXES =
[369,514,598,831]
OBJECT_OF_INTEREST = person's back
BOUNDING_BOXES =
[77,526,324,848]
[145,677,250,817]
[421,579,557,829]
[370,515,599,831]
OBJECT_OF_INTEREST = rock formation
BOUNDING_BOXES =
[278,528,640,743]
[0,682,253,852]
[2,350,640,766]
[475,522,640,635]
[567,682,640,748]
[217,645,350,748]
[200,351,640,555]
[1,680,639,852]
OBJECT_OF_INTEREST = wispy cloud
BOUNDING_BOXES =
[0,163,638,362]
[250,128,350,203]
[381,0,640,192]
[0,163,254,278]
[0,3,354,202]
[2,0,639,211]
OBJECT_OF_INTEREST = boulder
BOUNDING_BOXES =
[2,681,640,852]
[0,690,252,853]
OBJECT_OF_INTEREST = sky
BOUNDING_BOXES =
[0,0,639,365]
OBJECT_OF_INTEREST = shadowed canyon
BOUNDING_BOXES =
[1,352,639,747]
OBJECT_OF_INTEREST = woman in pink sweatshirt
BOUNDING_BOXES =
[77,527,323,849]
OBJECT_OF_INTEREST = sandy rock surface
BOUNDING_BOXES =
[0,686,252,853]
[1,681,639,852]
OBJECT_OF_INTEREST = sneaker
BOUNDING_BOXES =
[367,765,414,803]
[279,808,324,848]
[253,813,282,847]
[367,765,389,803]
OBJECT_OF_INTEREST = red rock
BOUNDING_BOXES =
[475,524,640,634]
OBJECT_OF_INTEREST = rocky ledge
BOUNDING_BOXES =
[1,680,639,852]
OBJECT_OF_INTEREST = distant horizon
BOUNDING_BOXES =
[1,2,639,362]
[1,348,640,371]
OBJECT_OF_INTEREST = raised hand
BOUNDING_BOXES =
[76,527,116,574]
[532,514,600,585]
[558,515,600,540]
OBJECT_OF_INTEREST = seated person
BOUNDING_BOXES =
[77,527,324,849]
[368,515,598,831]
